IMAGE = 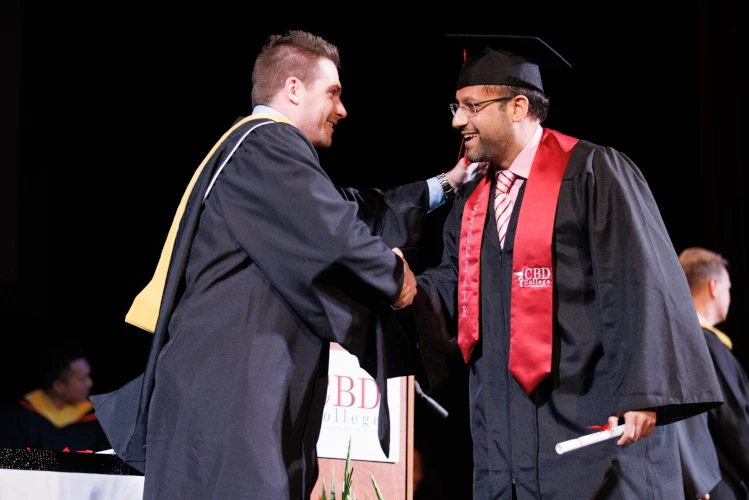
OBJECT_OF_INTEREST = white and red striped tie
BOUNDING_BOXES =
[494,169,517,248]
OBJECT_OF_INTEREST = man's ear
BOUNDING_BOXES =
[51,379,66,394]
[707,276,719,298]
[509,95,530,122]
[285,76,302,105]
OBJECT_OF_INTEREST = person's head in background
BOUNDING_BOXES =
[38,343,94,409]
[679,247,731,326]
[250,30,346,148]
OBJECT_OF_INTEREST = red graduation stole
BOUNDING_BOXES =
[457,128,578,394]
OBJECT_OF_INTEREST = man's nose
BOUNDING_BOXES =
[336,102,347,118]
[452,110,467,128]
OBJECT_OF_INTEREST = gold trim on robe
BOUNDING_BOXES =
[23,389,93,428]
[125,113,294,333]
[698,315,733,350]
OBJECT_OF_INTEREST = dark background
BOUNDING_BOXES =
[2,2,745,498]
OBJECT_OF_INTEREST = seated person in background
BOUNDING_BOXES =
[0,343,110,452]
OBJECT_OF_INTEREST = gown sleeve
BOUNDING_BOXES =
[336,181,431,269]
[407,181,477,391]
[580,146,723,423]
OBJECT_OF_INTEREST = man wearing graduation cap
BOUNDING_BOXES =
[410,35,724,499]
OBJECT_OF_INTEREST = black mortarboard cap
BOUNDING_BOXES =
[448,34,572,94]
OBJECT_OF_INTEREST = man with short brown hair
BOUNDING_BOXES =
[678,247,749,499]
[91,29,469,500]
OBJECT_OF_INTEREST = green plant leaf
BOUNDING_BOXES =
[343,437,353,498]
[369,472,384,500]
[325,435,384,500]
[330,468,336,500]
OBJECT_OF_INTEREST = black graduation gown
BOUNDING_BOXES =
[674,409,721,499]
[414,135,724,499]
[91,117,431,500]
[0,399,111,452]
[702,328,749,499]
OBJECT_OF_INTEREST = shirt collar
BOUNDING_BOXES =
[507,124,543,179]
[252,105,294,125]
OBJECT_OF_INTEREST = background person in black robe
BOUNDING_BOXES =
[0,342,110,453]
[409,35,724,499]
[678,247,749,499]
[674,410,721,500]
[89,30,475,500]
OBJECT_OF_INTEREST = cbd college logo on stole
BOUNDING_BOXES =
[514,267,552,288]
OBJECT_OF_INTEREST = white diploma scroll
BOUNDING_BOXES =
[555,424,626,455]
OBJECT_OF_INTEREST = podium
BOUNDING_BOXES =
[311,344,415,500]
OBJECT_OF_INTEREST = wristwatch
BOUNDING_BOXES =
[436,173,455,200]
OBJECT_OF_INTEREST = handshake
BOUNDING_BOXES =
[391,247,417,310]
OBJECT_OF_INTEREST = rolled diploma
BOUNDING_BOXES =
[555,424,626,455]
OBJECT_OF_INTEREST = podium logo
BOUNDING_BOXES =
[326,375,381,409]
[322,375,381,429]
[514,267,552,288]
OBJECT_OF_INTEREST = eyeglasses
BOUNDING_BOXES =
[449,97,511,117]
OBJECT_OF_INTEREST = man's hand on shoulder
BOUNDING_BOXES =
[445,157,490,190]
